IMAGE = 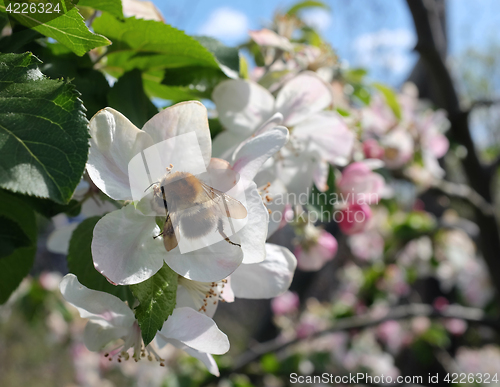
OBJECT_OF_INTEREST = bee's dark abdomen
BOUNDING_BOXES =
[180,205,217,239]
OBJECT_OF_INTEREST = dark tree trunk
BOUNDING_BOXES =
[406,0,500,309]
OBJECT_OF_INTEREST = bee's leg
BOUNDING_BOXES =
[217,219,241,247]
[153,213,170,239]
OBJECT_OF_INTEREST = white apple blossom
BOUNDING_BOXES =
[176,243,297,316]
[59,274,229,376]
[86,101,287,285]
[212,71,355,196]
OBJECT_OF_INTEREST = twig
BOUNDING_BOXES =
[470,99,500,111]
[227,303,499,375]
[431,179,496,216]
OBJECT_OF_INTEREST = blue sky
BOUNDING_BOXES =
[152,0,500,87]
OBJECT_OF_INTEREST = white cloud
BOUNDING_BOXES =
[198,7,249,44]
[353,29,416,76]
[301,9,332,32]
[354,29,415,51]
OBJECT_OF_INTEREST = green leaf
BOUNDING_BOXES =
[130,263,178,346]
[160,35,241,86]
[0,216,31,258]
[373,82,402,120]
[143,71,202,103]
[108,69,158,128]
[0,3,111,56]
[78,0,124,20]
[352,85,371,105]
[0,25,42,53]
[209,118,224,140]
[300,25,323,47]
[344,68,368,84]
[161,66,224,97]
[93,14,220,74]
[0,190,36,304]
[0,52,89,204]
[194,36,239,77]
[286,1,330,16]
[258,69,292,90]
[307,166,336,221]
[261,353,280,374]
[67,216,134,304]
[34,42,110,118]
[15,194,81,218]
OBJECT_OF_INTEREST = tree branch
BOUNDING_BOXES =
[431,179,495,216]
[470,99,500,111]
[227,304,499,375]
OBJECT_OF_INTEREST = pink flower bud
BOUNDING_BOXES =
[433,297,449,311]
[338,203,372,235]
[445,318,467,336]
[337,162,384,205]
[295,230,338,271]
[271,291,300,315]
[362,139,385,159]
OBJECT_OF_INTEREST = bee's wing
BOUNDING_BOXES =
[163,213,178,251]
[200,183,248,219]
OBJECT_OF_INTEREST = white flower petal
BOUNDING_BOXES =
[156,337,221,376]
[182,347,220,376]
[238,183,269,264]
[92,206,165,285]
[313,159,329,192]
[212,130,246,161]
[293,111,354,165]
[59,274,135,327]
[266,179,288,237]
[158,307,229,354]
[164,240,243,282]
[175,284,219,318]
[230,112,285,162]
[213,80,275,135]
[277,149,318,197]
[232,127,289,183]
[230,244,296,299]
[83,320,131,351]
[275,72,332,126]
[142,101,212,171]
[47,222,79,255]
[87,108,154,200]
[81,197,118,217]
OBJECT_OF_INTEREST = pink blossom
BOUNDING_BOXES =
[248,28,293,51]
[444,318,467,336]
[295,230,338,271]
[271,291,300,315]
[376,320,404,353]
[296,315,321,338]
[338,162,385,205]
[433,297,449,311]
[362,139,385,159]
[381,128,414,169]
[411,317,431,335]
[348,231,384,261]
[361,95,397,136]
[338,203,372,235]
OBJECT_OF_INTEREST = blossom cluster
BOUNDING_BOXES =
[34,2,496,383]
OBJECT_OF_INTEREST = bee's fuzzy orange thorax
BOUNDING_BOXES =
[161,172,204,207]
